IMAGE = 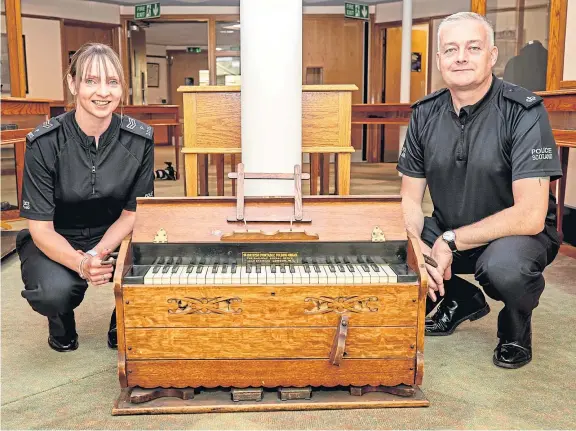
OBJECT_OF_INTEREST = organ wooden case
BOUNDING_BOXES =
[112,189,430,414]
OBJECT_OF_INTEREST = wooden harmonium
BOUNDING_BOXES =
[112,195,429,414]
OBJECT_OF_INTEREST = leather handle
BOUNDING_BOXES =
[329,314,349,366]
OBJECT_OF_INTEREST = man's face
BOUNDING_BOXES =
[436,19,498,90]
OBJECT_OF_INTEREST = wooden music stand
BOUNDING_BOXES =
[227,164,312,223]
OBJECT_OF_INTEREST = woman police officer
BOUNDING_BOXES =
[16,43,155,352]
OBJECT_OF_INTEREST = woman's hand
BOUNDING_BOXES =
[80,248,114,286]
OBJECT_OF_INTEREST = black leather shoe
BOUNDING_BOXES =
[107,308,117,349]
[48,334,78,352]
[425,291,490,336]
[493,340,532,369]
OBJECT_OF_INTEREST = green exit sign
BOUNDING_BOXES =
[187,47,203,53]
[345,2,369,20]
[135,2,160,20]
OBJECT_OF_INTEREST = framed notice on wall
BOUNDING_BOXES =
[147,62,159,87]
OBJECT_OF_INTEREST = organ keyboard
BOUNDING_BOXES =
[112,193,430,414]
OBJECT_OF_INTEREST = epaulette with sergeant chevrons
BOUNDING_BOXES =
[120,115,153,139]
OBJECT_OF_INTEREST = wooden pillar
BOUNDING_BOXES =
[546,0,568,91]
[5,0,26,97]
[471,0,487,15]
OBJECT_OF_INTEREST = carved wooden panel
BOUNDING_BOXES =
[123,284,418,328]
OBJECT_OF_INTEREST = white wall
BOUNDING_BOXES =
[146,44,168,104]
[1,15,63,99]
[22,17,63,99]
[22,0,119,24]
[376,0,470,23]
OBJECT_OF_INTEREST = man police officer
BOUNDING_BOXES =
[397,12,562,368]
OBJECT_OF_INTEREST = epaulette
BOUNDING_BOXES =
[26,118,61,142]
[120,115,153,139]
[411,88,449,108]
[502,84,542,109]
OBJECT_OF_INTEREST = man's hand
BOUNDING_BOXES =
[80,248,114,286]
[426,238,453,302]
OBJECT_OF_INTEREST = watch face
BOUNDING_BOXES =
[443,231,455,242]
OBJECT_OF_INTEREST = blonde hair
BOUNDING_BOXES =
[438,12,495,49]
[65,43,126,105]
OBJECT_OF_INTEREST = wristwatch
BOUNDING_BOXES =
[442,231,458,252]
[86,249,98,257]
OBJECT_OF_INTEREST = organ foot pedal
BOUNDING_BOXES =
[113,385,428,415]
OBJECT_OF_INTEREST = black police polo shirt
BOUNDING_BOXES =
[20,110,155,230]
[397,76,562,231]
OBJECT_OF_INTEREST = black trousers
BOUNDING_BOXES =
[421,217,561,343]
[16,227,107,338]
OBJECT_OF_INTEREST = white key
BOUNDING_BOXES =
[326,264,338,284]
[178,265,192,284]
[169,265,184,284]
[307,265,319,284]
[356,264,372,284]
[206,264,218,284]
[314,265,326,284]
[194,265,208,285]
[161,265,173,284]
[275,265,286,284]
[340,264,355,284]
[144,266,156,284]
[214,263,227,284]
[265,265,276,285]
[230,264,241,284]
[380,264,397,283]
[292,265,310,284]
[152,266,165,284]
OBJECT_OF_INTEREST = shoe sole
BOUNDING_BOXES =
[425,303,491,336]
[493,355,532,369]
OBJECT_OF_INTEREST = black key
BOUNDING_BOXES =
[171,265,180,273]
[357,255,367,264]
[199,257,205,265]
[271,266,277,274]
[328,264,336,273]
[256,264,261,274]
[173,257,182,265]
[336,256,344,264]
[152,257,163,265]
[231,265,237,274]
[337,264,345,272]
[328,256,337,264]
[222,264,228,274]
[211,264,218,274]
[152,265,161,274]
[186,265,195,273]
[280,265,286,273]
[361,263,370,272]
[346,264,355,272]
[289,265,295,274]
[343,256,351,263]
[165,257,173,265]
[162,265,171,274]
[370,264,380,272]
[196,265,204,274]
[366,256,375,263]
[156,257,165,265]
[314,264,321,273]
[246,265,252,274]
[304,265,311,273]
